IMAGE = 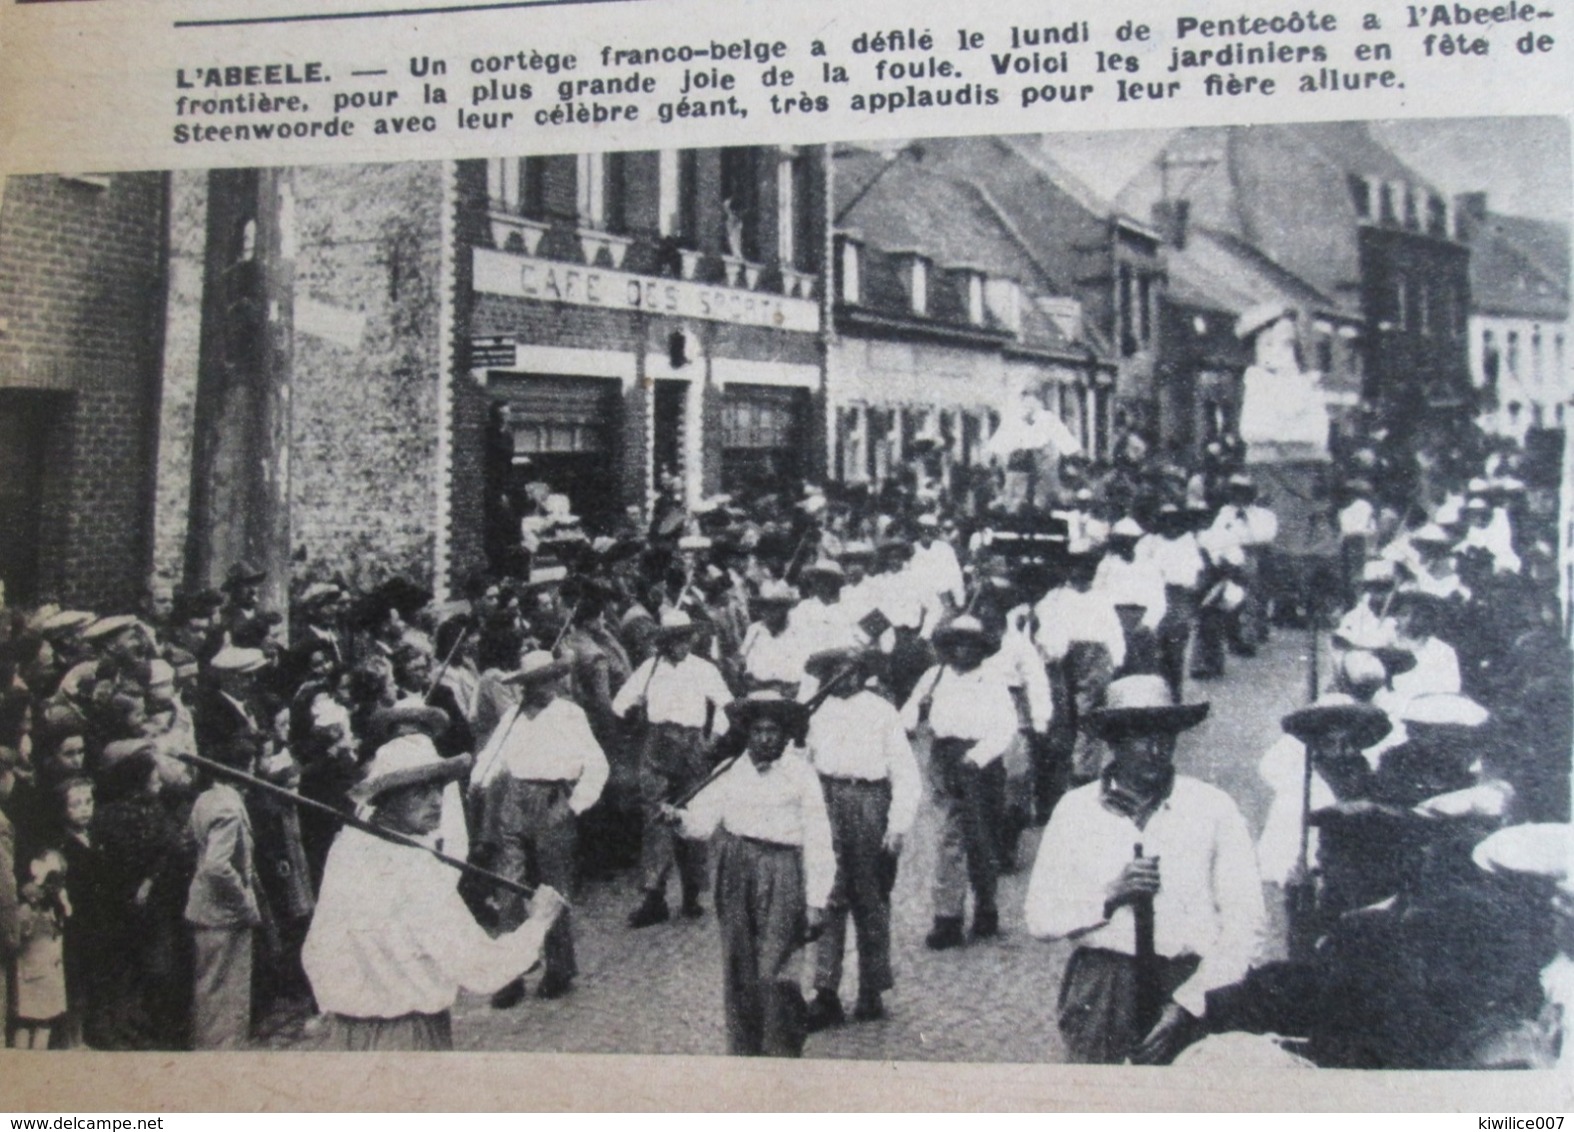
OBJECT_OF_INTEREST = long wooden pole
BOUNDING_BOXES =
[171,749,547,902]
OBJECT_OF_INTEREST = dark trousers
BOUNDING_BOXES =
[1192,603,1230,678]
[1058,946,1200,1064]
[715,833,808,1057]
[638,724,711,900]
[815,777,894,998]
[929,746,1003,922]
[1038,662,1074,821]
[489,779,578,984]
[326,1010,452,1051]
[1157,587,1197,704]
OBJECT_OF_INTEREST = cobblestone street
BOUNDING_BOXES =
[308,627,1310,1062]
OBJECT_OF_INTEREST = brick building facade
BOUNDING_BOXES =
[150,145,827,601]
[0,172,168,610]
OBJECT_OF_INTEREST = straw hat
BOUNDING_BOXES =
[1281,694,1392,749]
[368,696,450,742]
[504,650,571,686]
[351,733,471,805]
[1083,675,1209,737]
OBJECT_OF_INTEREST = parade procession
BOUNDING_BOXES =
[1,119,1572,1069]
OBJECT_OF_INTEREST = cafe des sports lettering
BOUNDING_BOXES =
[473,247,821,333]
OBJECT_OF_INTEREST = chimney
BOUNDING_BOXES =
[1456,191,1488,239]
[1153,200,1190,249]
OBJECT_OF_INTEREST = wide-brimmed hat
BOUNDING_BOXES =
[1360,559,1396,586]
[368,697,451,742]
[1083,675,1209,737]
[932,615,995,652]
[82,614,140,642]
[800,559,846,583]
[1235,301,1295,340]
[38,609,96,638]
[222,561,266,590]
[1400,693,1489,729]
[654,609,701,640]
[504,650,571,686]
[1110,517,1145,541]
[1410,524,1453,547]
[839,540,876,562]
[209,644,269,673]
[351,733,471,805]
[1282,694,1392,749]
[1473,823,1574,894]
[677,534,713,552]
[876,539,914,562]
[804,645,877,681]
[751,579,800,607]
[299,582,344,608]
[725,689,809,734]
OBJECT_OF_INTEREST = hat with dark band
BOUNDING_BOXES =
[504,650,572,686]
[932,615,995,652]
[368,697,451,742]
[654,608,701,640]
[725,689,810,735]
[1083,675,1209,737]
[1281,694,1392,749]
[351,735,471,805]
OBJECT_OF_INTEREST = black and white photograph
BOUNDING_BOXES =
[0,116,1570,1077]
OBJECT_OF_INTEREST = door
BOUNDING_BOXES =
[0,392,52,606]
[491,375,622,532]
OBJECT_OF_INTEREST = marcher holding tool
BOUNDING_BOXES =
[1024,674,1264,1064]
[301,737,565,1051]
[661,690,834,1058]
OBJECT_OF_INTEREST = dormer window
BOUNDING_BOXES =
[839,236,863,305]
[986,277,1022,334]
[961,270,986,325]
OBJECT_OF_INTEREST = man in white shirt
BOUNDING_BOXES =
[908,514,967,632]
[1094,518,1167,634]
[901,616,1020,950]
[613,609,735,927]
[737,580,806,694]
[786,560,861,660]
[1024,675,1263,1064]
[302,739,565,1050]
[471,651,609,1003]
[1138,505,1207,704]
[1036,549,1126,790]
[666,692,835,1057]
[800,647,922,1029]
[1335,559,1401,650]
[1375,591,1461,717]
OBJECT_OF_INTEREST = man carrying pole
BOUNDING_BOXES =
[1024,675,1264,1064]
[299,737,566,1050]
[470,650,608,1005]
[661,690,835,1058]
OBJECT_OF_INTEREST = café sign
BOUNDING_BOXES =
[472,247,820,334]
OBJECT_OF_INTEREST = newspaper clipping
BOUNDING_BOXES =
[0,0,1571,1112]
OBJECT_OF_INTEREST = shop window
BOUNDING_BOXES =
[721,398,795,449]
